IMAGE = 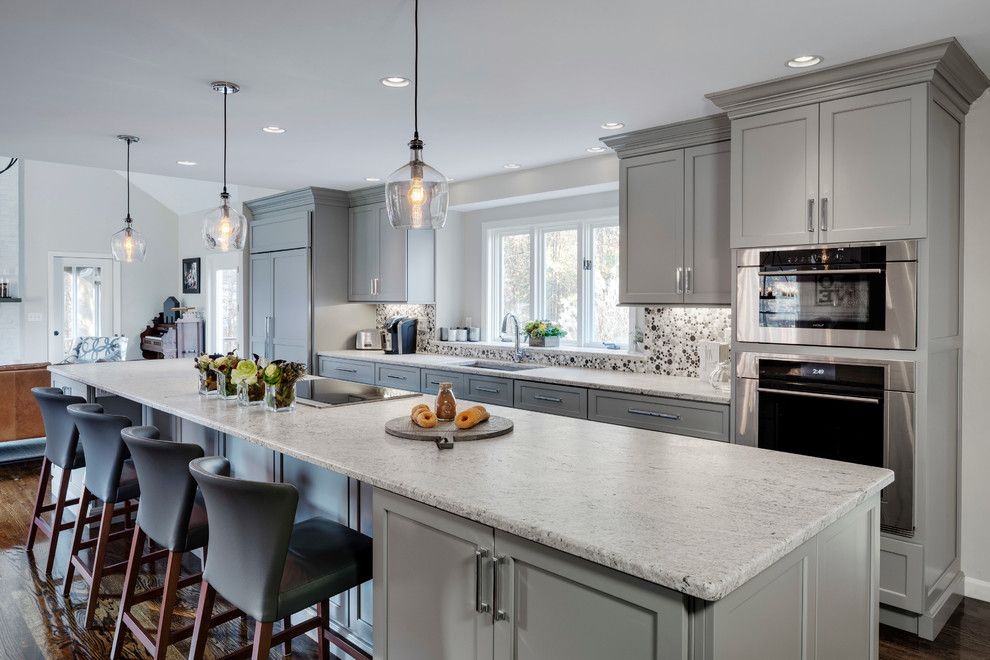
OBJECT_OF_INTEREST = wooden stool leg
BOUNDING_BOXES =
[282,616,292,655]
[251,621,273,660]
[26,457,51,551]
[189,579,217,660]
[110,525,146,660]
[316,600,330,660]
[45,464,73,575]
[152,551,183,660]
[62,487,93,597]
[83,501,115,628]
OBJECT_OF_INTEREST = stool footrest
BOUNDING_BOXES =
[218,615,321,660]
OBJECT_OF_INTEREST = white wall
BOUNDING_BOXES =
[961,90,990,600]
[21,159,180,361]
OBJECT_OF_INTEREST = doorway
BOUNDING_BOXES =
[48,253,120,362]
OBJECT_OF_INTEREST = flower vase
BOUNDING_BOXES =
[265,381,297,413]
[214,370,238,400]
[529,335,559,348]
[238,380,265,407]
[199,370,218,395]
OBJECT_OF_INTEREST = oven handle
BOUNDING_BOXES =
[757,268,884,277]
[757,387,881,404]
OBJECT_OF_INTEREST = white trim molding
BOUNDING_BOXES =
[965,576,990,603]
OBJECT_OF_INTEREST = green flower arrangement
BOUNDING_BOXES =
[263,359,307,412]
[211,352,241,398]
[232,357,265,405]
[194,353,222,394]
[524,320,567,347]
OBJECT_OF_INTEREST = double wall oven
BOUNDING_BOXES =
[736,240,917,350]
[735,352,915,536]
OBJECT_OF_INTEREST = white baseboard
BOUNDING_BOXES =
[965,576,990,603]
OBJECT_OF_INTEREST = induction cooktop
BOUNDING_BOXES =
[295,377,419,408]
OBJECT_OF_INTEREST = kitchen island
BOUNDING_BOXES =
[50,360,892,659]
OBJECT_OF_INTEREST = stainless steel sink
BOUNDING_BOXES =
[461,360,541,372]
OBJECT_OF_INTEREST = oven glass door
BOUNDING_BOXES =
[759,267,887,332]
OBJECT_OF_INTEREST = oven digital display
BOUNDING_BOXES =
[799,363,836,381]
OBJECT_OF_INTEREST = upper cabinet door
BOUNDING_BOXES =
[684,141,731,304]
[819,84,928,243]
[376,205,410,302]
[349,204,380,301]
[731,105,819,248]
[619,150,685,305]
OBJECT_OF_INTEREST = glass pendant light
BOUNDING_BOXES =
[385,0,448,230]
[110,135,147,263]
[203,81,247,251]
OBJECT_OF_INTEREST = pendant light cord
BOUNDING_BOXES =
[222,89,229,196]
[413,0,419,140]
[125,139,131,223]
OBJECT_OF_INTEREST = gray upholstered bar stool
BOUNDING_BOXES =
[27,387,88,575]
[112,426,242,660]
[62,403,150,628]
[188,456,373,660]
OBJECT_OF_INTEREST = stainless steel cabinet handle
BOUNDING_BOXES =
[493,554,507,621]
[757,268,883,277]
[335,367,358,374]
[757,387,880,404]
[534,394,562,403]
[807,198,816,232]
[265,316,274,360]
[476,386,500,394]
[685,267,693,294]
[386,374,407,381]
[675,267,683,294]
[475,548,491,614]
[628,408,681,420]
[820,197,829,231]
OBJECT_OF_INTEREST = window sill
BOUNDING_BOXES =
[434,340,645,360]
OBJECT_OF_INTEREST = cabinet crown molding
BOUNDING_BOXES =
[601,114,730,158]
[706,38,990,118]
[348,185,387,207]
[245,186,350,215]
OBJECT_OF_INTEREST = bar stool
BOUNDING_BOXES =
[112,426,243,659]
[63,403,154,628]
[188,456,373,660]
[27,387,88,575]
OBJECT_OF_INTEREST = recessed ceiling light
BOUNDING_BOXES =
[176,160,196,166]
[446,177,455,182]
[381,76,411,88]
[503,163,521,169]
[600,121,625,130]
[262,126,285,134]
[365,177,381,182]
[786,55,823,68]
[586,146,607,153]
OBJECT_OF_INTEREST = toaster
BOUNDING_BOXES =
[355,329,384,350]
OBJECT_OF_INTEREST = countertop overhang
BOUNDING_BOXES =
[50,360,892,602]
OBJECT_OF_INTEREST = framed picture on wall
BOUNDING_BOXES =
[182,257,201,294]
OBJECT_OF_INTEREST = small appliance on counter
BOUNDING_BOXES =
[384,316,418,354]
[355,329,384,351]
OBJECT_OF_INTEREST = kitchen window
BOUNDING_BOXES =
[486,216,629,347]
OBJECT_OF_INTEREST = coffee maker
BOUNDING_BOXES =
[384,316,418,354]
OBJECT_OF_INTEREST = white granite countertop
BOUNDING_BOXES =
[318,349,731,404]
[50,360,892,602]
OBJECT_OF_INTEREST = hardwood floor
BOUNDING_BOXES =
[2,457,990,658]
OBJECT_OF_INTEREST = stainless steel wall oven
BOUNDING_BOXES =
[736,352,915,536]
[736,241,917,349]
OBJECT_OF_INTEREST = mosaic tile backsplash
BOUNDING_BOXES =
[376,304,731,378]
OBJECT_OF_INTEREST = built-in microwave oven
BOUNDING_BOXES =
[736,241,917,350]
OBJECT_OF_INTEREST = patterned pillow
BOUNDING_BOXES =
[67,336,129,363]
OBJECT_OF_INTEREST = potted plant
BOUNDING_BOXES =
[524,320,567,348]
[211,353,241,400]
[195,353,221,395]
[232,357,265,407]
[263,360,307,412]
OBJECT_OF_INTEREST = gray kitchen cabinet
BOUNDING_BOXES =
[464,374,514,407]
[224,434,276,482]
[248,252,272,359]
[421,368,466,396]
[250,248,309,364]
[588,389,729,442]
[348,200,435,304]
[513,381,587,419]
[374,363,421,390]
[318,356,376,385]
[347,479,375,648]
[249,207,310,253]
[604,116,731,305]
[730,105,819,248]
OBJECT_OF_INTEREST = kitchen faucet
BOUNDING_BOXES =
[500,313,525,362]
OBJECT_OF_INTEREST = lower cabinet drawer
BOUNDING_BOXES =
[588,390,729,441]
[375,364,421,391]
[318,357,375,385]
[463,375,513,406]
[514,381,587,419]
[880,536,924,613]
[420,369,466,396]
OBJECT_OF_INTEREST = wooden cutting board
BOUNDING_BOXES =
[384,415,513,441]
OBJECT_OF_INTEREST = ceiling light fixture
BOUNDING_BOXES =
[365,177,382,182]
[786,55,823,68]
[600,121,625,130]
[503,163,521,169]
[176,160,197,166]
[586,146,607,153]
[384,0,448,230]
[110,135,147,263]
[262,126,286,134]
[381,76,411,88]
[202,81,247,251]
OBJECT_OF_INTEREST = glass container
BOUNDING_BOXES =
[435,382,457,421]
[214,369,238,400]
[237,379,265,407]
[199,370,217,396]
[265,381,297,413]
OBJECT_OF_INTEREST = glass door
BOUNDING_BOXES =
[48,255,118,362]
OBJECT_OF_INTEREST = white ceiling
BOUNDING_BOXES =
[2,0,989,191]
